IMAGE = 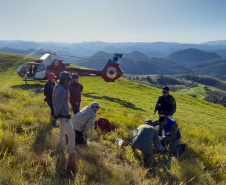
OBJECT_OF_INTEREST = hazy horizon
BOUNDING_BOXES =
[1,39,226,45]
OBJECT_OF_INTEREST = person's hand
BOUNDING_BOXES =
[51,116,57,121]
[91,125,94,134]
[153,111,156,115]
[75,102,79,105]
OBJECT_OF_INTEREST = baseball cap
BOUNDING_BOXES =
[91,102,101,108]
[145,119,152,125]
[47,72,56,79]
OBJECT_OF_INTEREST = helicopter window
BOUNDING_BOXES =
[35,65,46,72]
[21,64,29,73]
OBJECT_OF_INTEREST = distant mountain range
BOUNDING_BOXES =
[202,40,226,46]
[0,40,226,76]
[1,40,226,58]
[75,51,194,75]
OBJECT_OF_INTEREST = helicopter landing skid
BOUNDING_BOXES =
[23,78,46,85]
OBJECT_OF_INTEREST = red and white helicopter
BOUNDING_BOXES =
[17,52,123,83]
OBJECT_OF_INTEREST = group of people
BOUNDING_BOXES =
[44,71,101,171]
[132,86,183,167]
[44,72,183,169]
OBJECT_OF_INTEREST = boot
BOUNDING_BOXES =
[67,153,77,175]
[52,120,58,128]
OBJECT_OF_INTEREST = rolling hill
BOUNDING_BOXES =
[74,51,195,75]
[187,58,226,76]
[0,52,226,184]
[124,73,226,107]
[124,50,150,60]
[167,48,222,65]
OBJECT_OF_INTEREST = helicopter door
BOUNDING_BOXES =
[23,64,35,78]
[34,64,46,79]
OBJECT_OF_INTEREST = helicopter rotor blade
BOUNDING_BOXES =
[36,51,92,61]
[57,54,93,61]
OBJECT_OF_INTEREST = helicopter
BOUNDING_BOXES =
[17,52,123,84]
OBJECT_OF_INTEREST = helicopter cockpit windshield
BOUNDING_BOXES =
[17,63,46,79]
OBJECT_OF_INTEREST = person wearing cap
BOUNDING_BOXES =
[44,72,57,127]
[150,116,181,156]
[52,71,76,153]
[69,73,83,115]
[153,86,176,118]
[71,102,101,145]
[131,120,162,167]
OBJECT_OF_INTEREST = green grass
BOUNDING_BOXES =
[0,53,226,184]
[175,85,208,98]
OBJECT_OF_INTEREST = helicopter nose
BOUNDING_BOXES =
[17,64,24,77]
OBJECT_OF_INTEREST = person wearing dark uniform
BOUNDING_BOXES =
[153,86,176,136]
[153,86,176,118]
[44,72,57,127]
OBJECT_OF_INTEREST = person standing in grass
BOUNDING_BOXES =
[153,86,176,118]
[71,102,101,145]
[69,73,83,115]
[131,120,162,167]
[44,72,57,127]
[153,86,176,137]
[52,71,76,172]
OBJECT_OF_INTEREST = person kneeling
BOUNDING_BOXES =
[132,120,163,167]
[153,116,181,156]
[71,102,101,145]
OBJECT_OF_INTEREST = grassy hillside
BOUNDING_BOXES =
[124,74,226,107]
[0,53,226,184]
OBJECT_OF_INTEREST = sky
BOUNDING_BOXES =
[1,0,226,44]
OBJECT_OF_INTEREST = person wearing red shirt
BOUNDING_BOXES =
[69,73,83,115]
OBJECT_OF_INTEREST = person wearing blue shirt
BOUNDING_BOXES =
[151,116,181,156]
[52,71,76,173]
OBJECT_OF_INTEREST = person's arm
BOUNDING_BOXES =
[169,96,176,116]
[150,119,160,127]
[44,83,49,97]
[154,97,160,113]
[82,116,96,135]
[164,124,178,142]
[53,88,66,117]
[80,84,83,92]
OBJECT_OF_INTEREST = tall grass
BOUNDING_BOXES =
[0,52,225,184]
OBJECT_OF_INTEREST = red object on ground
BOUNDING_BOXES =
[94,117,112,132]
